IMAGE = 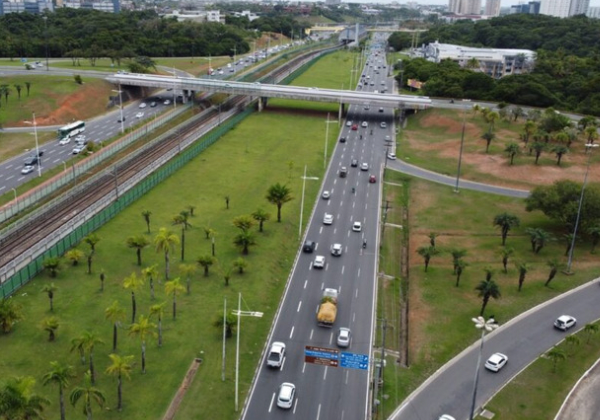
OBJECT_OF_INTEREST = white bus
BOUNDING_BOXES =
[57,120,85,141]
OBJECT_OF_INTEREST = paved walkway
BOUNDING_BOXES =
[555,358,600,420]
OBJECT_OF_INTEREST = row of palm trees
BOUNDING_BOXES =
[0,82,32,109]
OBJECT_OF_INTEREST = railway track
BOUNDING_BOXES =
[0,46,338,280]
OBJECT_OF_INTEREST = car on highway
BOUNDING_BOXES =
[340,167,348,178]
[384,135,392,142]
[136,112,144,119]
[139,102,147,109]
[387,152,396,160]
[339,136,346,143]
[379,107,384,112]
[484,353,508,372]
[352,221,362,232]
[330,243,342,256]
[74,135,85,142]
[313,255,325,269]
[351,159,358,167]
[72,145,85,154]
[439,416,456,420]
[360,162,369,171]
[150,101,157,107]
[117,117,126,123]
[276,382,296,409]
[554,315,576,331]
[337,327,352,347]
[351,124,358,131]
[164,99,171,105]
[346,120,352,127]
[323,213,334,225]
[303,240,315,253]
[380,122,387,128]
[369,175,377,183]
[59,138,71,145]
[21,165,35,175]
[322,190,331,199]
[361,121,368,128]
[23,156,39,166]
[266,342,286,368]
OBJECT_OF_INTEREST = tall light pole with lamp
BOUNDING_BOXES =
[324,112,337,169]
[299,165,319,239]
[469,316,499,420]
[112,87,124,134]
[565,143,599,274]
[24,113,41,177]
[43,16,49,71]
[232,293,263,412]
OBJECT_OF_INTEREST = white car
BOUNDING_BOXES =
[337,327,352,347]
[266,342,286,368]
[554,315,577,331]
[352,221,362,232]
[330,243,342,256]
[361,121,368,128]
[136,112,144,119]
[323,213,334,225]
[21,165,35,175]
[59,138,70,145]
[277,382,296,409]
[75,135,86,142]
[484,353,508,372]
[360,162,369,171]
[313,255,325,269]
[380,122,387,128]
[439,416,456,420]
[346,120,352,127]
[164,99,171,105]
[72,145,85,154]
[138,102,147,109]
[387,153,396,160]
[321,190,331,200]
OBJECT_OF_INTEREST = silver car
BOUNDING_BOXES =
[277,383,296,409]
[337,327,351,347]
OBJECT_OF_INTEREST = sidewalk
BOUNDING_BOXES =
[555,358,600,420]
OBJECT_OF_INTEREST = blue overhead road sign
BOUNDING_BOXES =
[340,352,369,370]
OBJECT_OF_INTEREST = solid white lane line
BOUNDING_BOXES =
[317,404,322,420]
[269,393,275,412]
[341,266,345,275]
[353,312,356,323]
[356,288,359,298]
[289,326,294,339]
[304,280,308,289]
[297,301,302,312]
[358,268,361,277]
[345,370,350,385]
[303,362,307,373]
[323,367,328,380]
[310,329,314,340]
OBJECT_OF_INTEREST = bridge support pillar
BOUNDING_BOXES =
[258,97,267,112]
[338,103,344,120]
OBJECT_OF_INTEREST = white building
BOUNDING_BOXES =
[539,0,584,17]
[484,0,501,16]
[449,0,482,15]
[587,6,600,17]
[418,41,535,79]
[569,0,589,15]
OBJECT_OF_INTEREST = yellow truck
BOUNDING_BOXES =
[317,288,338,327]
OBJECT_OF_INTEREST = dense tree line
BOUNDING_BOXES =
[0,9,255,60]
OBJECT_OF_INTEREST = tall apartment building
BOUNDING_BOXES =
[587,6,600,17]
[569,0,589,15]
[485,0,501,16]
[539,0,588,17]
[509,1,541,14]
[449,0,482,14]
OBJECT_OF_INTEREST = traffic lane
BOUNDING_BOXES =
[394,280,600,420]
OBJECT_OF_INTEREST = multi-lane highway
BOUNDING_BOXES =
[242,39,393,420]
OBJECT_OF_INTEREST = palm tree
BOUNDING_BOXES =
[224,195,230,209]
[25,81,31,96]
[450,249,467,274]
[154,227,179,280]
[0,298,23,334]
[141,210,152,234]
[455,259,468,287]
[203,226,216,240]
[493,213,520,246]
[584,323,599,344]
[545,258,563,287]
[232,215,255,232]
[522,120,536,145]
[585,125,598,144]
[186,205,195,217]
[149,302,165,347]
[70,336,87,365]
[481,131,496,153]
[69,371,106,420]
[214,312,237,338]
[164,277,185,320]
[484,110,500,133]
[43,257,61,278]
[251,208,270,232]
[172,214,187,262]
[126,235,149,266]
[515,261,530,291]
[197,255,215,276]
[266,183,293,222]
[416,245,439,272]
[587,226,600,253]
[233,231,256,255]
[178,263,196,294]
[41,283,58,312]
[565,334,581,355]
[105,354,134,411]
[547,348,566,372]
[526,227,554,254]
[220,265,233,287]
[43,361,75,420]
[41,316,59,341]
[504,142,520,165]
[475,278,501,316]
[531,141,546,164]
[129,315,157,374]
[123,272,145,323]
[105,301,125,352]
[0,376,50,420]
[84,233,100,254]
[14,83,22,100]
[552,145,569,166]
[65,249,85,266]
[77,332,104,385]
[141,264,159,301]
[499,247,514,273]
[428,232,438,248]
[511,106,525,122]
[233,257,248,274]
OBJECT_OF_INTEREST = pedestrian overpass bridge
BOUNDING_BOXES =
[105,73,431,113]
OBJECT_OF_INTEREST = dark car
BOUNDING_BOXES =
[117,117,126,123]
[23,156,38,166]
[351,124,358,131]
[339,137,346,143]
[351,159,358,167]
[303,240,316,253]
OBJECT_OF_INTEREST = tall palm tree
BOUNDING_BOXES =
[499,247,514,273]
[0,376,50,420]
[251,208,270,232]
[126,235,149,266]
[154,227,179,280]
[481,131,496,153]
[0,298,23,334]
[141,210,152,234]
[76,332,104,385]
[455,259,468,287]
[164,278,185,320]
[142,264,159,300]
[178,263,196,294]
[584,125,598,144]
[475,278,501,316]
[552,145,569,166]
[587,226,600,253]
[69,371,105,420]
[493,213,520,246]
[266,183,293,223]
[515,261,530,291]
[484,110,499,133]
[83,233,100,254]
[416,245,439,272]
[41,316,59,341]
[42,361,75,420]
[41,283,58,312]
[522,120,536,146]
[544,258,563,287]
[504,142,520,165]
[531,141,546,164]
[197,255,214,276]
[70,336,86,365]
[547,348,566,372]
[129,315,157,374]
[123,272,145,323]
[105,354,134,411]
[105,301,126,352]
[149,302,165,347]
[172,214,187,262]
[450,249,467,274]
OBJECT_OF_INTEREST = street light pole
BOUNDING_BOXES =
[112,87,124,134]
[565,143,599,274]
[324,113,337,169]
[454,117,467,193]
[43,16,49,71]
[24,113,41,177]
[299,165,319,239]
[469,316,498,420]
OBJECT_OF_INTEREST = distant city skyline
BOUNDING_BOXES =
[350,0,600,9]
